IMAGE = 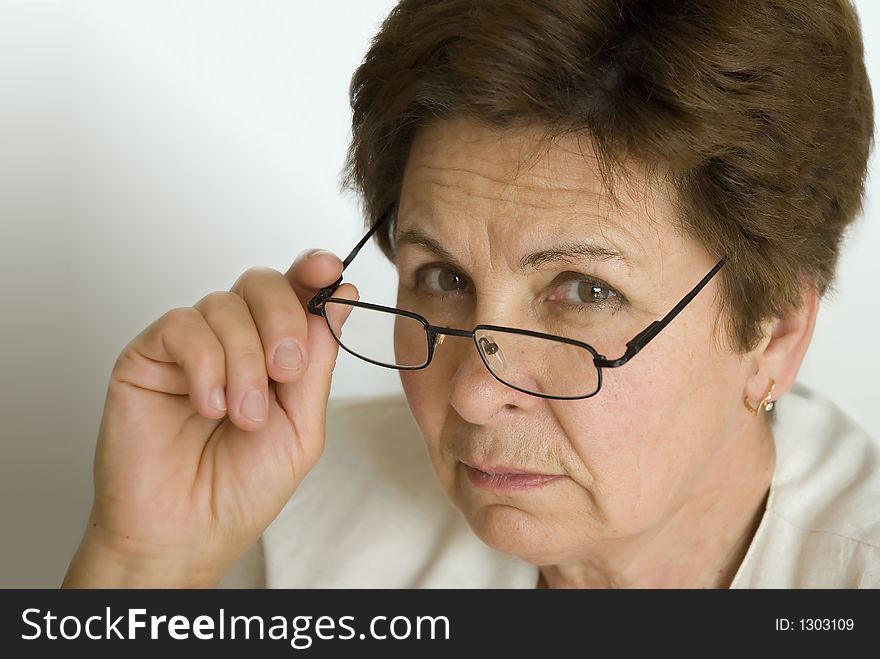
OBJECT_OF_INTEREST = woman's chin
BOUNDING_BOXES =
[461,502,566,564]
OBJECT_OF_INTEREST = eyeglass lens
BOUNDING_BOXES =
[323,299,600,397]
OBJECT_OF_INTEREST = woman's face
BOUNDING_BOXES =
[394,117,756,565]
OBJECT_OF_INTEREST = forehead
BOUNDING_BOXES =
[397,117,678,265]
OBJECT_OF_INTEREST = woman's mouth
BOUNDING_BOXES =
[460,461,563,492]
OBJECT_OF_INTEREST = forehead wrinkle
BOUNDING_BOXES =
[401,169,619,253]
[399,169,647,274]
[394,222,638,278]
[396,207,649,279]
[407,163,608,201]
[407,184,605,215]
[401,129,662,271]
[411,164,517,189]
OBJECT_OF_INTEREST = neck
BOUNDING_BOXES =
[538,419,776,589]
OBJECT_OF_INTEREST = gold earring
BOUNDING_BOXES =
[744,378,776,415]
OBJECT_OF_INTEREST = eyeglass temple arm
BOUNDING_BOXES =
[307,211,391,315]
[596,256,728,369]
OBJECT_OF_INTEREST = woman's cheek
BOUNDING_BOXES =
[399,370,447,459]
[562,378,693,528]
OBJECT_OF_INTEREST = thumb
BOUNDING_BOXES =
[274,283,359,464]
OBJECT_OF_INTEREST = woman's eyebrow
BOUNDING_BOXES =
[519,241,632,270]
[395,227,634,271]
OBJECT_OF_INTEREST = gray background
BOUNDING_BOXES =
[1,0,877,587]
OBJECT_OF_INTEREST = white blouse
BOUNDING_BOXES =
[221,382,880,588]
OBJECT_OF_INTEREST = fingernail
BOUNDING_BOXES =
[210,386,227,411]
[241,389,267,422]
[307,249,335,260]
[274,340,303,370]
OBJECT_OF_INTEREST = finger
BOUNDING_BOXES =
[118,307,228,420]
[230,266,311,385]
[322,287,359,346]
[273,281,359,467]
[284,248,345,308]
[193,291,269,431]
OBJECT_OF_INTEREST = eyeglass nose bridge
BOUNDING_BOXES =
[428,326,475,351]
[429,327,508,375]
[425,323,598,399]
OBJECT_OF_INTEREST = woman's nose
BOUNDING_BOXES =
[438,332,540,424]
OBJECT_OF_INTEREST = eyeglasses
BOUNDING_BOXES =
[308,211,727,400]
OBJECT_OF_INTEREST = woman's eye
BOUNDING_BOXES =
[551,278,619,308]
[411,265,620,311]
[417,266,470,294]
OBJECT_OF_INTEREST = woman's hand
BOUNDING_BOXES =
[62,249,357,587]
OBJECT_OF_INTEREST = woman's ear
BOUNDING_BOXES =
[744,279,820,408]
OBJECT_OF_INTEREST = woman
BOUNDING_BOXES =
[63,0,878,588]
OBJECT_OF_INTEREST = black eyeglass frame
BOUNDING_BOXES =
[307,211,728,400]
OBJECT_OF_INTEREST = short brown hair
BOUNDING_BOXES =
[342,0,873,352]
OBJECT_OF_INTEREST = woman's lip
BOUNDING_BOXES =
[459,460,554,476]
[461,463,563,492]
